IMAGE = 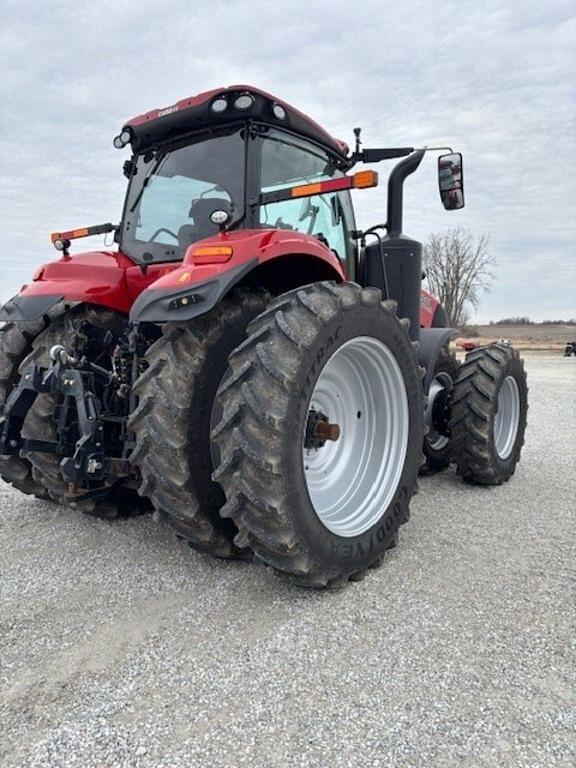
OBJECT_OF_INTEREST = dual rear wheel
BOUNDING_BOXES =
[422,344,528,483]
[450,344,528,484]
[131,282,424,587]
[0,319,52,499]
[130,283,528,587]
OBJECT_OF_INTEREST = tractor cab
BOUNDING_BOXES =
[117,86,358,276]
[43,84,464,329]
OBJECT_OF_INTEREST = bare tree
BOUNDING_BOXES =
[423,229,494,328]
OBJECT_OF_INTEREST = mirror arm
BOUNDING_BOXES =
[414,145,454,154]
[362,147,414,162]
[351,146,454,167]
[349,147,414,167]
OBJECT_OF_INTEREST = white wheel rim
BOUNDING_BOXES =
[303,336,409,538]
[493,375,520,459]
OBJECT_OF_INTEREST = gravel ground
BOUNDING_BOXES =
[1,353,575,768]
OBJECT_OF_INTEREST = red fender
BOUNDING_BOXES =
[129,229,346,322]
[142,229,345,291]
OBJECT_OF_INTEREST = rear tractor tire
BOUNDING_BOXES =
[0,319,53,499]
[212,281,424,588]
[129,290,270,559]
[450,344,528,484]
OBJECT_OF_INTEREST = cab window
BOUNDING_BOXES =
[259,129,354,268]
[121,128,245,264]
[137,176,230,244]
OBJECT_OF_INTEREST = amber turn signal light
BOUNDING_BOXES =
[191,245,234,264]
[352,170,379,189]
[260,171,378,206]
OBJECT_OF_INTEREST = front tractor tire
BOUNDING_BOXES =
[129,290,270,559]
[450,344,528,484]
[212,282,424,588]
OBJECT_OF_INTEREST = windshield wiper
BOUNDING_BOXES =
[129,151,167,213]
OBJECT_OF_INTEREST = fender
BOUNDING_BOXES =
[129,229,345,323]
[419,327,457,393]
[0,251,179,322]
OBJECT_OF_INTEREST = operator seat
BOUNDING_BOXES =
[177,197,231,250]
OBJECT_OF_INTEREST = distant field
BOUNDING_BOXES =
[456,324,576,351]
[2,322,575,350]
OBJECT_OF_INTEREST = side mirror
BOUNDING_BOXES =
[438,152,464,210]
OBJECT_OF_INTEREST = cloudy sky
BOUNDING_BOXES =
[1,0,574,321]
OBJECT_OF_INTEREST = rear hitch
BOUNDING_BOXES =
[0,351,130,491]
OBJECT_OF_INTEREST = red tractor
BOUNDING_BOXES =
[0,85,528,587]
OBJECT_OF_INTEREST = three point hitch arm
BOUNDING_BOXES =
[0,346,130,497]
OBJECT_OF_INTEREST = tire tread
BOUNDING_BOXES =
[449,343,528,484]
[212,281,422,588]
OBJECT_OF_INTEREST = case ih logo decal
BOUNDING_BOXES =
[158,105,179,118]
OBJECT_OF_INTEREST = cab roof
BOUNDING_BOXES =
[123,84,349,160]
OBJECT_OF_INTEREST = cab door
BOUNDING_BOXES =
[256,128,357,278]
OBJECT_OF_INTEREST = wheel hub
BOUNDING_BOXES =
[425,371,453,451]
[305,409,341,450]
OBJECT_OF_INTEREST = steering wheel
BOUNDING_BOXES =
[147,228,178,243]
